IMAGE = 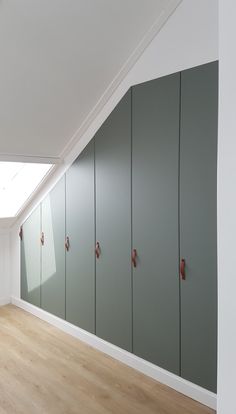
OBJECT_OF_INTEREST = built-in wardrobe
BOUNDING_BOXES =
[20,61,218,393]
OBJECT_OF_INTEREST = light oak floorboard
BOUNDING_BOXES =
[0,305,215,414]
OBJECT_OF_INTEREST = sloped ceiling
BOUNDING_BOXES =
[0,0,179,160]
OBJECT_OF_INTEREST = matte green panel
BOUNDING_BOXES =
[180,62,218,392]
[132,74,180,374]
[95,90,132,351]
[66,140,95,333]
[41,176,66,319]
[21,205,41,307]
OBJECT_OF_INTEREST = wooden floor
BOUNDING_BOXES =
[0,305,215,414]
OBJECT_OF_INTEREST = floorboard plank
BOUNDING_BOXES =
[0,305,215,414]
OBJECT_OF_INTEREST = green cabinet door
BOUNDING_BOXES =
[132,74,180,374]
[95,90,132,351]
[41,176,66,319]
[21,205,41,307]
[180,62,218,392]
[66,140,95,333]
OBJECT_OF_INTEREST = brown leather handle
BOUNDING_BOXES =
[132,249,137,268]
[19,226,23,240]
[180,258,186,280]
[95,242,100,259]
[65,236,70,252]
[40,232,44,246]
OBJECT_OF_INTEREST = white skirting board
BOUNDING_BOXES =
[0,297,10,306]
[11,296,217,410]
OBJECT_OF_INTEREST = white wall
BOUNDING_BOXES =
[0,232,11,304]
[217,1,236,413]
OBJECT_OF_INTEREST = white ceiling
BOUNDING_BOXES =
[0,0,174,159]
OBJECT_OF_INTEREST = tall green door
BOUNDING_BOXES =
[66,140,95,333]
[180,62,218,392]
[21,205,41,307]
[95,90,132,351]
[41,176,66,319]
[132,74,180,374]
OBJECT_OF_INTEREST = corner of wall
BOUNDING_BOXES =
[0,230,11,304]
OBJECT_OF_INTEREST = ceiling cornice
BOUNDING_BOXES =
[0,154,61,164]
[59,0,183,161]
